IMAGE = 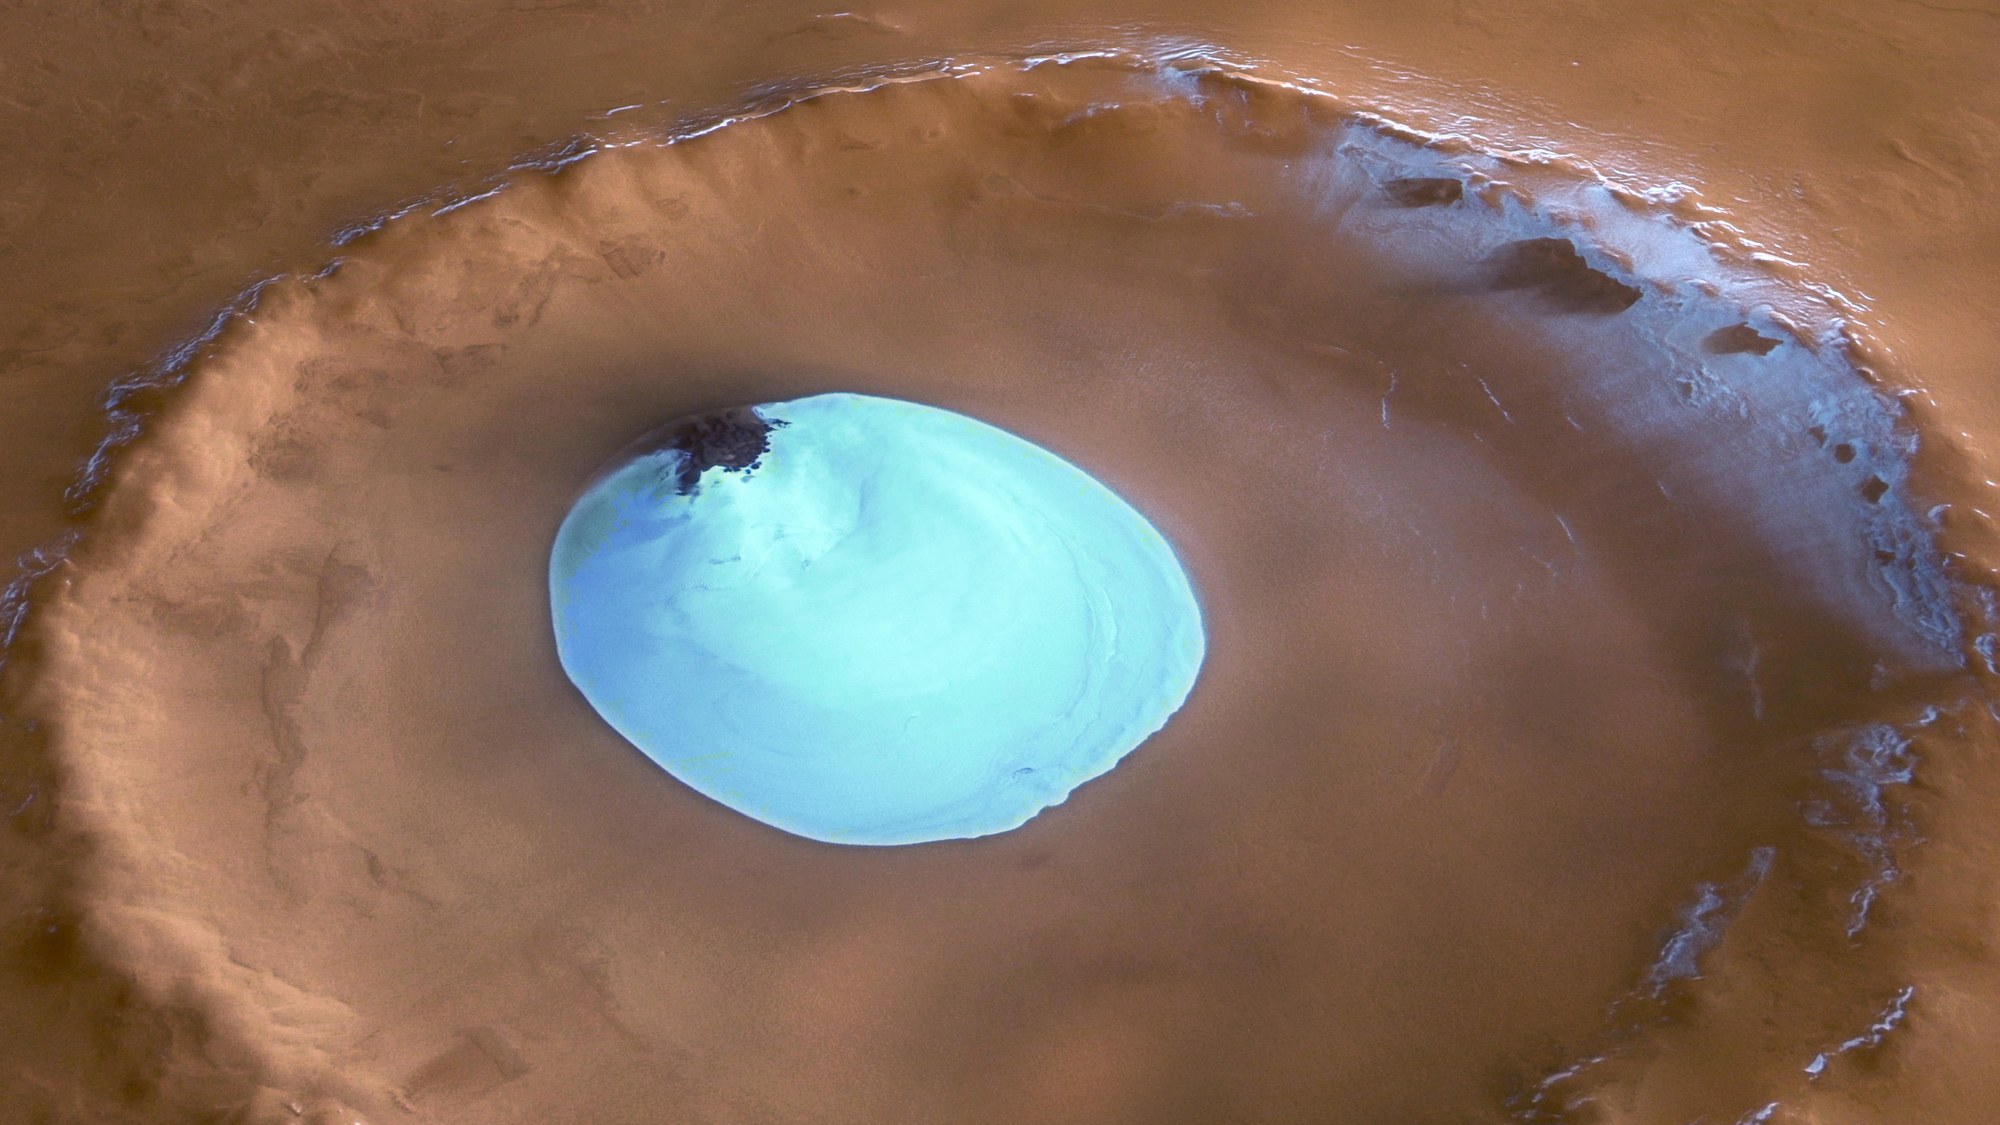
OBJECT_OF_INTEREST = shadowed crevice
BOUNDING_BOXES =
[1486,237,1643,314]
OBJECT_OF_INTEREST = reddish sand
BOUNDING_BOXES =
[1,6,1997,1125]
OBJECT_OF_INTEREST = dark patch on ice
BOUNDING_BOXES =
[640,407,785,494]
[1861,476,1890,504]
[1703,324,1782,356]
[1485,238,1642,315]
[1380,176,1463,207]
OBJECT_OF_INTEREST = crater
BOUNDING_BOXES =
[5,48,1981,1124]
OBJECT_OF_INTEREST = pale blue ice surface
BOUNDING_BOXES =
[550,393,1206,845]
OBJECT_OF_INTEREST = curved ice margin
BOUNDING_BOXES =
[1804,984,1916,1081]
[1509,847,1776,1123]
[1140,52,1965,661]
[41,41,1977,670]
[1643,847,1777,994]
[1806,720,1923,937]
[1518,705,1942,1117]
[549,394,1207,845]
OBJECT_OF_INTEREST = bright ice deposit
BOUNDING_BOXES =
[550,393,1206,845]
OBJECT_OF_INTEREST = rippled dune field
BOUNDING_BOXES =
[3,6,1999,1125]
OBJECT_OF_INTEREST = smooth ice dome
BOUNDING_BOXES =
[550,392,1206,845]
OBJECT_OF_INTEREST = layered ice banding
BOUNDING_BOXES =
[550,394,1206,844]
[5,47,1990,1124]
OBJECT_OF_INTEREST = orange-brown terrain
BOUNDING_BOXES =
[2,4,1997,1123]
